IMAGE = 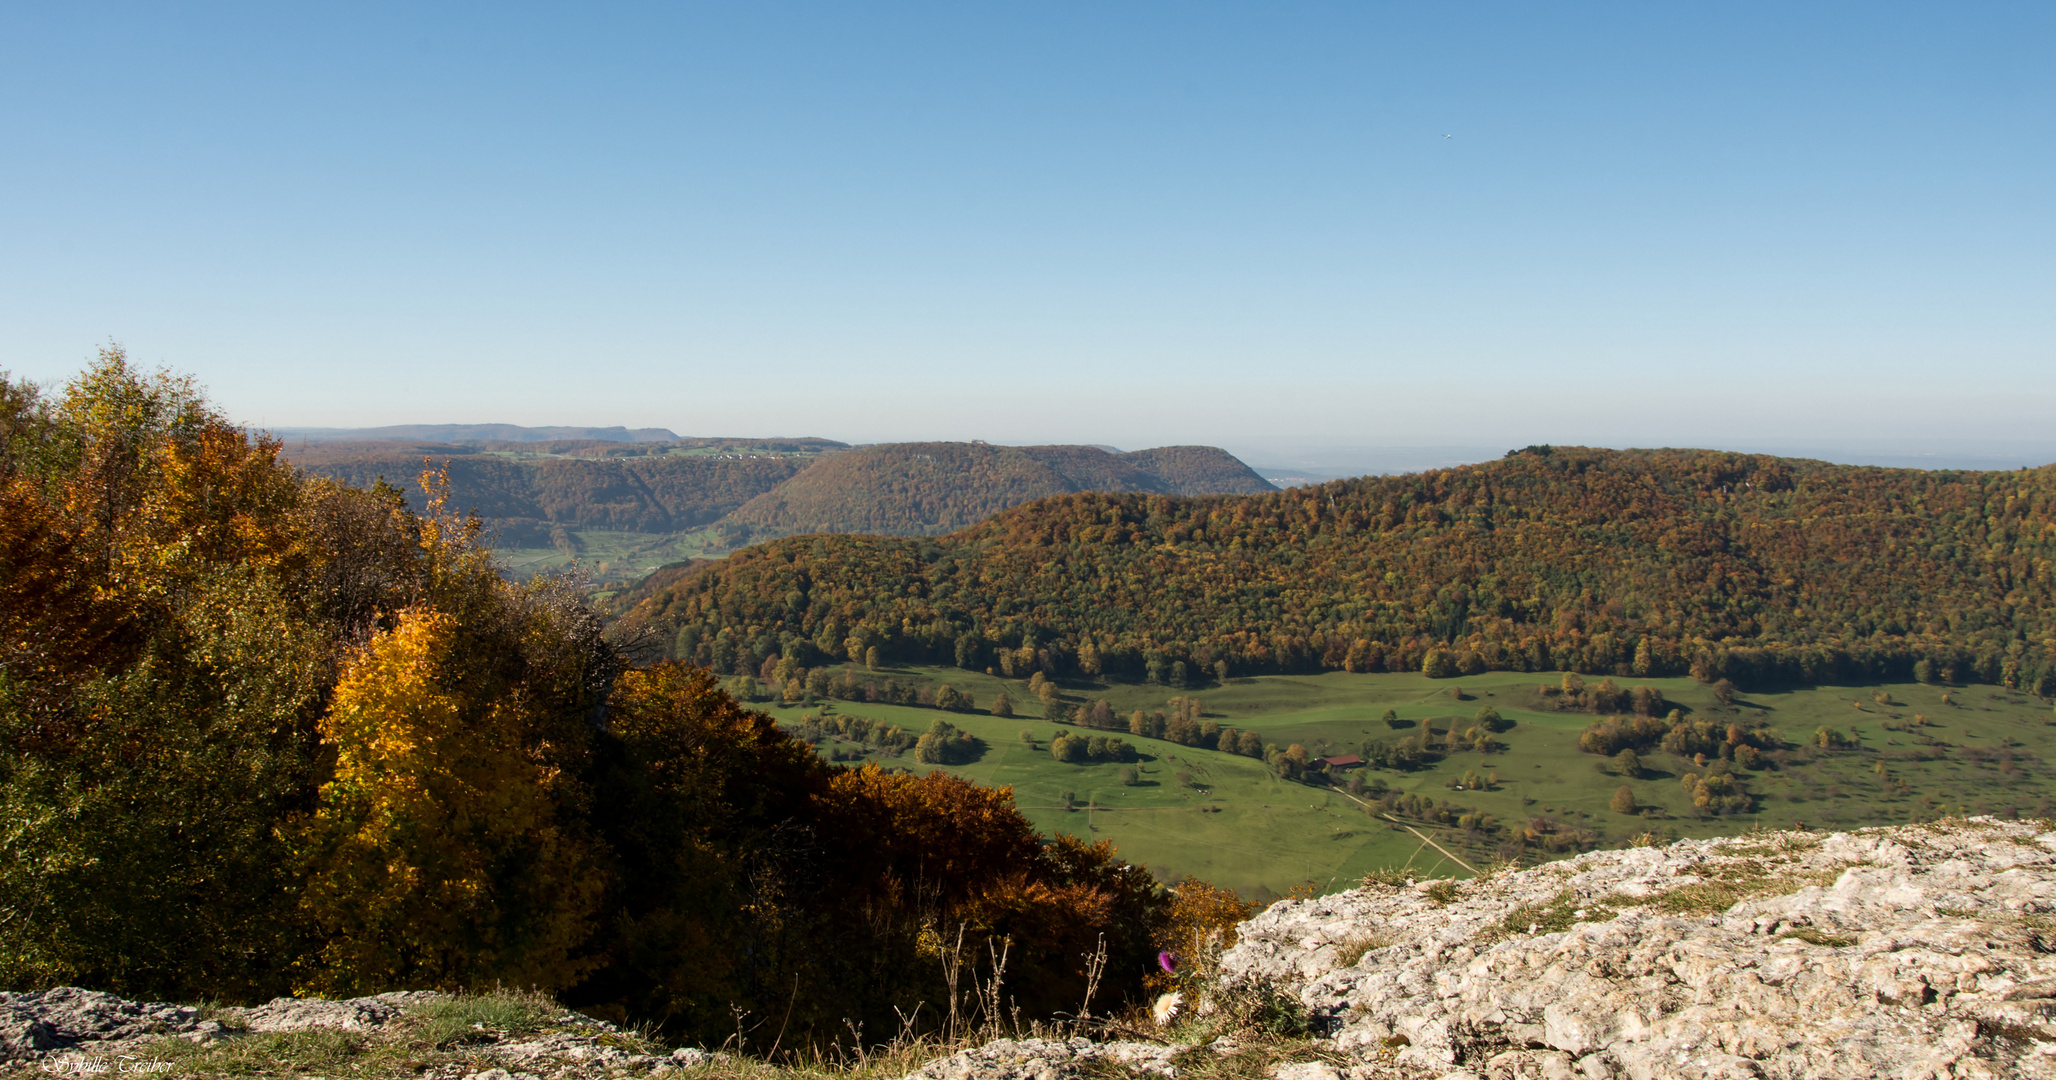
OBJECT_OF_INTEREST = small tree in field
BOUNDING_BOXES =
[1610,785,1638,815]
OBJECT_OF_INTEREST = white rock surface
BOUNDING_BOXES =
[0,986,217,1059]
[1219,817,2056,1079]
[238,989,442,1031]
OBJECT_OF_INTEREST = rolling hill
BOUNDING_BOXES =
[288,441,820,544]
[625,446,2056,693]
[289,438,1274,556]
[716,441,1275,541]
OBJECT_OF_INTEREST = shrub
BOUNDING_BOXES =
[1577,714,1670,756]
[1662,717,1779,759]
[1050,731,1136,764]
[1610,785,1638,814]
[913,719,981,764]
[1814,725,1857,750]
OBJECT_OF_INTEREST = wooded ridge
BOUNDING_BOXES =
[627,446,2056,691]
[289,439,1274,546]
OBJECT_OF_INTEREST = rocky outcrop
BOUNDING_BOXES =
[238,989,441,1032]
[1219,817,2056,1079]
[0,986,226,1059]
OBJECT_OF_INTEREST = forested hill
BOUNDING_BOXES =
[288,442,819,542]
[717,442,1275,541]
[289,439,1273,549]
[629,446,2056,692]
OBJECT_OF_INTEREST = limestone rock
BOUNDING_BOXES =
[0,986,210,1058]
[0,1004,60,1058]
[1218,817,2056,1079]
[237,989,442,1032]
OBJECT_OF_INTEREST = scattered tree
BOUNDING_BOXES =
[1610,785,1638,815]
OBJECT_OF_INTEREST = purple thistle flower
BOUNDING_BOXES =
[1158,949,1178,973]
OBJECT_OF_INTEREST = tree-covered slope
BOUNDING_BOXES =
[290,440,1270,550]
[717,441,1274,540]
[1113,445,1278,495]
[291,444,813,540]
[630,446,2056,691]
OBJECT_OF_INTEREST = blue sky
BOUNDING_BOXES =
[3,3,2051,466]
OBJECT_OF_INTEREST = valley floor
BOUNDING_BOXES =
[763,667,2056,897]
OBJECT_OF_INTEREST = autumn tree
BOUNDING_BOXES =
[293,608,606,994]
[913,719,979,764]
[1610,786,1638,814]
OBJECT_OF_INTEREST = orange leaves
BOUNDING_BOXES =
[294,607,604,995]
[817,766,1042,909]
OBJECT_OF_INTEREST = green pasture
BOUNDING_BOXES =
[765,664,2056,897]
[494,528,729,586]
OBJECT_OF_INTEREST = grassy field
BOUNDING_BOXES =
[495,528,731,587]
[759,665,2056,897]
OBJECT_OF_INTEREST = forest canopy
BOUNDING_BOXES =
[631,445,2056,692]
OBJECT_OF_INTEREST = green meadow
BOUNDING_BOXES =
[495,528,729,586]
[762,665,2056,897]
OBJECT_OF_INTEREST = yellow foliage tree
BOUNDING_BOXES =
[292,607,603,994]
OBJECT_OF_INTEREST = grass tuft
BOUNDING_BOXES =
[1474,890,1620,946]
[1646,860,1846,916]
[407,987,562,1048]
[1330,929,1390,968]
[148,1030,365,1076]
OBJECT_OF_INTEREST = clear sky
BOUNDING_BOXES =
[3,3,2052,466]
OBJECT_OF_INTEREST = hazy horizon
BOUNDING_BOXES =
[259,419,2056,479]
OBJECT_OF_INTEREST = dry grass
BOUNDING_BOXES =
[1645,859,1847,916]
[1330,930,1391,969]
[1473,890,1621,947]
